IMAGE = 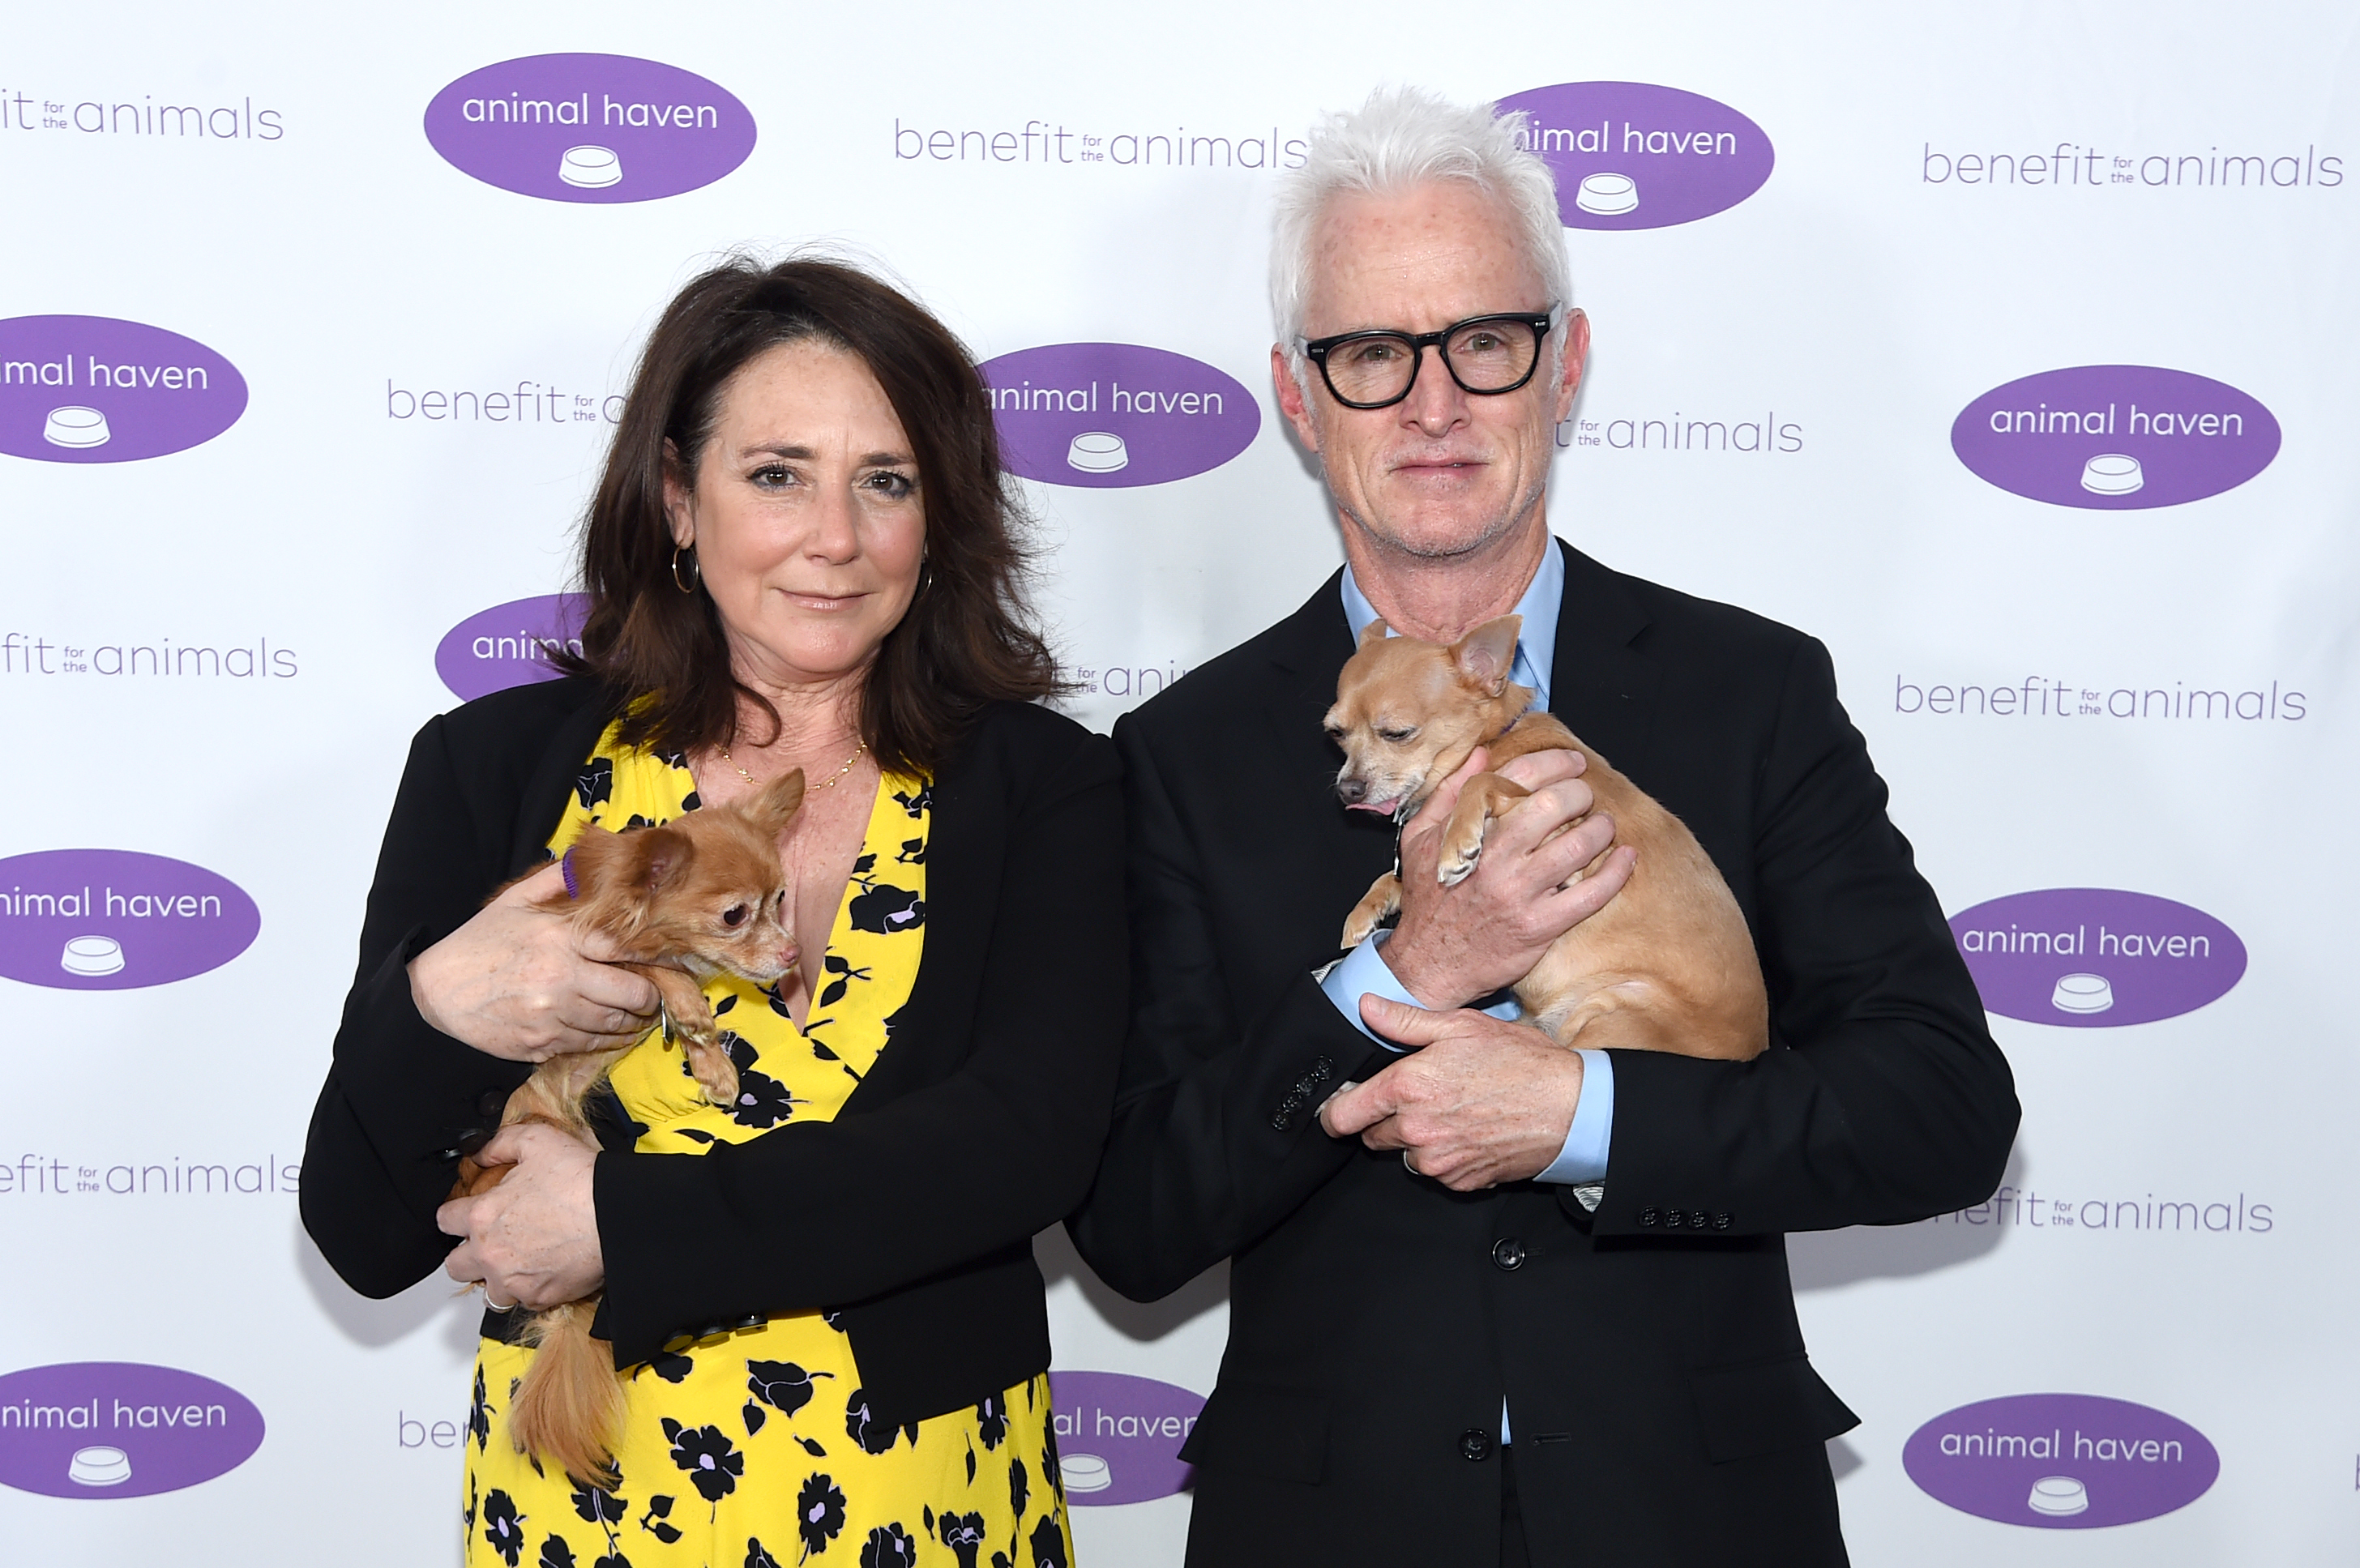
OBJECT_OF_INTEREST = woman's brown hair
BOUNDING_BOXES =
[558,255,1063,775]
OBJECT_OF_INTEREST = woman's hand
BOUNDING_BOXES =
[437,1124,605,1311]
[408,861,659,1062]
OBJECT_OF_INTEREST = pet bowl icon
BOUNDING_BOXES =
[61,935,125,977]
[2027,1474,2089,1517]
[1575,173,1640,216]
[1067,433,1130,474]
[1061,1453,1113,1493]
[69,1446,132,1487]
[2051,972,2114,1015]
[558,146,623,189]
[43,406,111,449]
[2080,454,2144,496]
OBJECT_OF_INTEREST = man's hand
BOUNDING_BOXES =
[437,1123,605,1310]
[408,861,660,1063]
[1317,996,1584,1191]
[1382,746,1637,1010]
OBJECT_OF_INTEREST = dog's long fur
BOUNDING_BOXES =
[452,767,806,1486]
[1327,615,1767,1060]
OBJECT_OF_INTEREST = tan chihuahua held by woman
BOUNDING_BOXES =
[452,767,806,1487]
[1326,616,1767,1061]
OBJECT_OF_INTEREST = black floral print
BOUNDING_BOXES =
[937,1510,987,1568]
[649,1352,695,1384]
[844,1389,916,1455]
[1027,1516,1067,1568]
[471,1364,494,1452]
[539,1534,579,1568]
[483,1489,528,1566]
[665,1420,745,1504]
[748,1361,834,1419]
[974,1394,1008,1451]
[572,1472,628,1528]
[1007,1456,1028,1522]
[1041,1433,1060,1502]
[797,1473,848,1559]
[847,883,924,935]
[745,1540,783,1568]
[730,1066,800,1128]
[857,1523,919,1568]
[891,785,930,818]
[639,1494,682,1545]
[575,758,614,808]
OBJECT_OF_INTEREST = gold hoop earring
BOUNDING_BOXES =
[671,545,699,594]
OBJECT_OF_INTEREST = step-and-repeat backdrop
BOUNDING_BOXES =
[3,2,2354,1562]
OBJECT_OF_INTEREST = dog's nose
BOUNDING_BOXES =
[1336,775,1367,805]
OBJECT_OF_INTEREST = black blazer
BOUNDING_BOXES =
[1067,542,2018,1567]
[301,677,1127,1427]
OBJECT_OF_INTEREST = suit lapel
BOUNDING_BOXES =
[1547,540,1661,781]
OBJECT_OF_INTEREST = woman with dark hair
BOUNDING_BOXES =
[301,256,1121,1567]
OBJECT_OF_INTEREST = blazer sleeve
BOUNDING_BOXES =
[1061,718,1399,1304]
[1591,636,2020,1235]
[299,713,535,1298]
[592,725,1130,1360]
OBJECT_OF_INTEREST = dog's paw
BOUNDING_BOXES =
[694,1060,741,1109]
[1340,908,1379,949]
[1436,838,1482,887]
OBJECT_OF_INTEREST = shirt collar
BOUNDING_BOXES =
[1340,538,1564,711]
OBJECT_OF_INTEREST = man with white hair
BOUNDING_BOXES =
[1067,87,2016,1566]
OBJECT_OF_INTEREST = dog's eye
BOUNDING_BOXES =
[722,904,748,928]
[1321,724,1345,741]
[1378,726,1421,744]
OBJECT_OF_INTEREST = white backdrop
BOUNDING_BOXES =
[2,2,2356,1562]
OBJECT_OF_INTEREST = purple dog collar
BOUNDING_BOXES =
[560,847,582,900]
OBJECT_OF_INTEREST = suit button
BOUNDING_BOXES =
[1490,1237,1525,1271]
[1661,1208,1682,1228]
[1713,1213,1732,1230]
[1638,1207,1659,1227]
[1691,1211,1709,1229]
[477,1089,508,1118]
[1459,1429,1494,1462]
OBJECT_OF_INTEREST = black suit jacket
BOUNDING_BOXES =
[1066,542,2017,1566]
[301,677,1127,1427]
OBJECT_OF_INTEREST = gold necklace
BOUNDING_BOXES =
[719,739,867,790]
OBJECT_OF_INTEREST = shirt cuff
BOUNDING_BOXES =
[1316,931,1425,1051]
[1534,1049,1614,1186]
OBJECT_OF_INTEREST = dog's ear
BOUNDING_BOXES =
[621,823,697,894]
[1453,615,1522,695]
[747,768,806,835]
[1357,617,1391,650]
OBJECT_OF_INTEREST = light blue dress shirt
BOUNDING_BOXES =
[1315,540,1616,1191]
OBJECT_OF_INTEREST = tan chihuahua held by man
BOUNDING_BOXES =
[1067,86,2017,1568]
[1327,613,1767,1059]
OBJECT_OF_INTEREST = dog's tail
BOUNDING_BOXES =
[508,1297,623,1489]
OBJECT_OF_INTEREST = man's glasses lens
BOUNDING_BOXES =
[1320,317,1543,407]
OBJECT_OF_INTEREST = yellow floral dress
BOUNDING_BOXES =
[463,725,1072,1568]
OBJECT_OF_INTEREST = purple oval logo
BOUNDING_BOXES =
[1949,888,2244,1028]
[980,344,1259,488]
[435,593,589,702]
[0,850,260,990]
[1952,366,2280,508]
[0,1362,265,1498]
[424,53,755,203]
[1495,82,1774,230]
[1048,1369,1203,1506]
[1905,1393,2217,1528]
[0,315,246,464]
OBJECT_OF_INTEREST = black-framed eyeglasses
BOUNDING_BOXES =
[1300,309,1556,410]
